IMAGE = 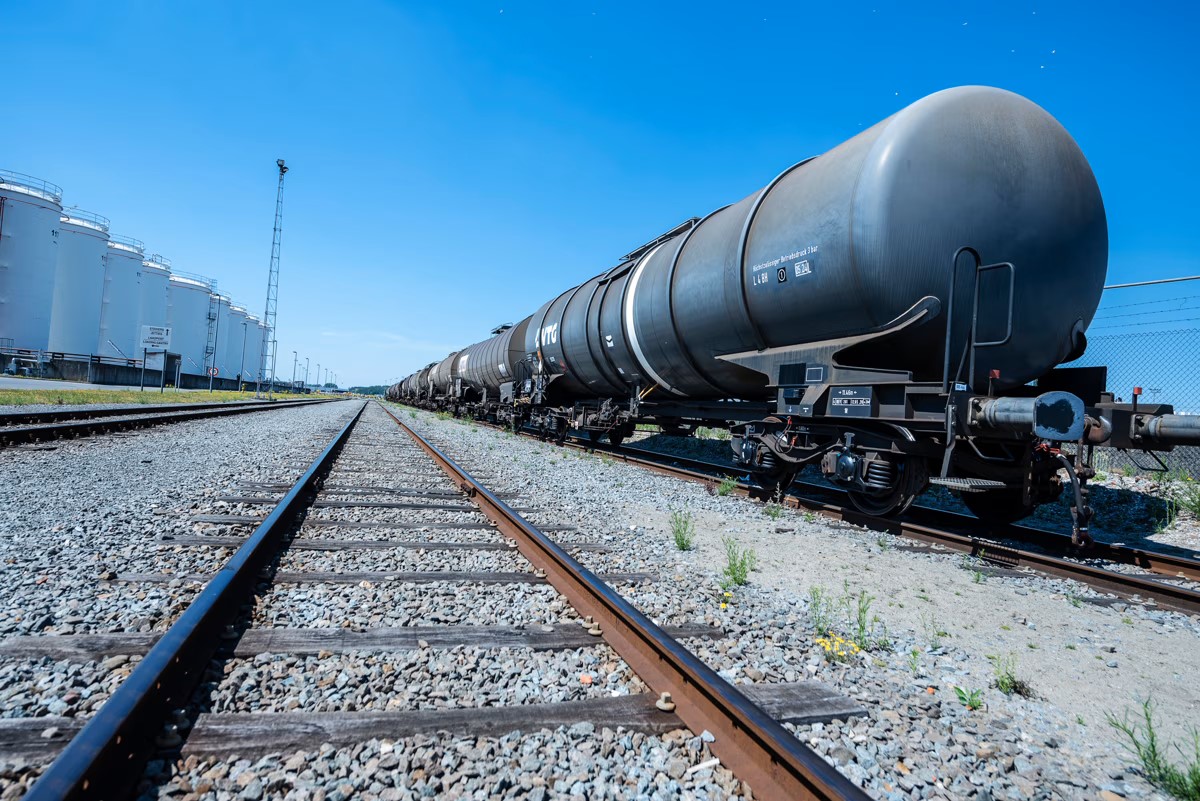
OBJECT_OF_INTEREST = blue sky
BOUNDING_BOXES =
[3,1,1197,387]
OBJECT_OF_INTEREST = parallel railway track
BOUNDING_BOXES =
[0,397,335,448]
[5,401,870,801]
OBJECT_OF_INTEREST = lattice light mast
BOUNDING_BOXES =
[257,158,288,398]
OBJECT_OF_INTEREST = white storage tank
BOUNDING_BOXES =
[97,235,146,359]
[48,210,110,355]
[243,313,263,382]
[207,293,232,379]
[166,270,213,376]
[0,170,63,351]
[137,255,171,355]
[224,304,250,381]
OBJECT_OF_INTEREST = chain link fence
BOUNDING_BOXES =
[1064,280,1200,477]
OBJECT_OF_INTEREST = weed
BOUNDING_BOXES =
[1107,698,1200,800]
[1077,714,1086,726]
[1065,643,1077,650]
[1123,616,1134,626]
[409,411,417,419]
[808,586,835,636]
[907,648,921,675]
[1067,592,1083,608]
[716,476,739,497]
[1156,493,1180,535]
[814,632,861,662]
[1170,480,1200,518]
[972,570,986,584]
[803,511,816,524]
[954,687,984,711]
[851,589,878,645]
[720,537,757,587]
[920,613,944,651]
[991,654,1035,698]
[1095,471,1108,482]
[763,502,784,520]
[1121,464,1137,478]
[670,510,696,551]
[1026,642,1039,650]
[999,624,1012,631]
[876,535,890,551]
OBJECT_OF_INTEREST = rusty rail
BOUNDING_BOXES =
[379,402,869,801]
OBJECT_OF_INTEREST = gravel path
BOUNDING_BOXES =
[383,405,1195,800]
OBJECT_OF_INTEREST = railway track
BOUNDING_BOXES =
[431,409,1200,618]
[1,401,870,801]
[0,397,335,448]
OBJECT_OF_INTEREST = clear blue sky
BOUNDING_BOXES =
[3,1,1197,387]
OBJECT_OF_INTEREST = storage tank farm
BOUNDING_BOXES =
[0,170,63,351]
[97,235,146,359]
[48,210,110,355]
[137,255,171,356]
[166,270,213,376]
[224,304,249,381]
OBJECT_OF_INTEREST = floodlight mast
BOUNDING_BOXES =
[257,158,288,399]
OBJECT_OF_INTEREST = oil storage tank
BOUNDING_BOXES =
[97,235,146,359]
[137,255,171,354]
[243,314,263,383]
[48,210,110,355]
[224,304,250,381]
[207,293,232,379]
[0,170,63,351]
[166,270,213,376]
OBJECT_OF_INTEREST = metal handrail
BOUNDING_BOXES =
[61,208,110,233]
[0,169,63,204]
[146,253,173,270]
[169,269,215,289]
[108,234,145,254]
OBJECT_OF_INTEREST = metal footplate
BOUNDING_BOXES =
[928,477,1009,493]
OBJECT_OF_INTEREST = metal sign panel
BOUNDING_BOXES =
[139,325,172,350]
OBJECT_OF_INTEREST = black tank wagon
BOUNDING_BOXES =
[395,86,1200,544]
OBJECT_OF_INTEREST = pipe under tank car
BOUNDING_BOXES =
[393,85,1200,544]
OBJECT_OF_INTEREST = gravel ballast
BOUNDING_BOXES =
[377,404,1197,800]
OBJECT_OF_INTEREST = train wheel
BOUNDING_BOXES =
[961,488,1034,526]
[847,458,928,517]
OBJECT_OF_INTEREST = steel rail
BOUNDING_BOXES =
[24,401,367,801]
[0,397,316,427]
[0,398,337,448]
[379,402,870,801]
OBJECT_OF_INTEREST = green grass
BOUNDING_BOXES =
[715,476,739,497]
[1108,698,1200,800]
[669,510,696,551]
[763,501,784,520]
[720,536,757,587]
[0,388,274,406]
